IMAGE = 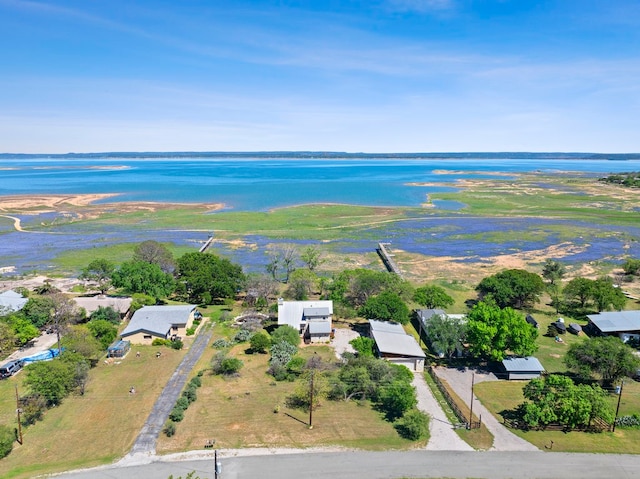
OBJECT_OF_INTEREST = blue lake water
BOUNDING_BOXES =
[2,156,640,210]
[1,155,640,274]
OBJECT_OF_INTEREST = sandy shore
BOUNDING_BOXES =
[0,193,120,210]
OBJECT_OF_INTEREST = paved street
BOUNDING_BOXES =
[54,450,640,479]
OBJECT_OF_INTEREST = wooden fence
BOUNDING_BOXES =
[503,416,612,433]
[427,367,481,429]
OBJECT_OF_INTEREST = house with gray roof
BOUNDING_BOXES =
[120,305,197,345]
[369,319,425,372]
[0,290,27,313]
[500,356,545,380]
[586,310,640,343]
[277,299,333,343]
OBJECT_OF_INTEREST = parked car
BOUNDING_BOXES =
[0,359,22,379]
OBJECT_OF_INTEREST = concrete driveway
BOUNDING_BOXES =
[433,366,538,451]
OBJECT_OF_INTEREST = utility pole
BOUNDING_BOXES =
[15,385,23,444]
[613,381,624,433]
[309,369,315,429]
[468,372,475,430]
[214,449,221,478]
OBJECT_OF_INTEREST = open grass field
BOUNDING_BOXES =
[0,346,186,479]
[157,340,419,453]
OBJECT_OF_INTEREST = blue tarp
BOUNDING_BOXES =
[21,348,64,364]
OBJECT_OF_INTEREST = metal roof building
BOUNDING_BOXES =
[587,310,640,334]
[369,319,425,372]
[120,305,196,345]
[501,356,545,380]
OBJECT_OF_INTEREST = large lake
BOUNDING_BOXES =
[1,155,640,274]
[2,156,640,210]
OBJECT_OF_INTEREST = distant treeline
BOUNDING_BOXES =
[2,151,640,160]
[599,172,640,188]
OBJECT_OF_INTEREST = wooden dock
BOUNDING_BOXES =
[199,234,214,253]
[377,242,403,278]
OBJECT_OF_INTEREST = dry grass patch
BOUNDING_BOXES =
[0,346,185,479]
[157,344,416,453]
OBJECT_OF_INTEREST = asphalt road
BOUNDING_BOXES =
[54,450,640,479]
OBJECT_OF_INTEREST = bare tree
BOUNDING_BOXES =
[133,240,176,273]
[266,245,299,283]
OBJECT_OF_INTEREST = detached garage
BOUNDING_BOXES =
[501,356,545,380]
[369,319,426,372]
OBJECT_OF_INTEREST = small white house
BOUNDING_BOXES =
[501,356,545,380]
[277,299,333,343]
[120,305,197,345]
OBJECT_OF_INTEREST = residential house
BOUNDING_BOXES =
[0,290,27,313]
[73,295,132,319]
[120,305,197,345]
[277,299,333,343]
[586,310,640,343]
[369,319,426,372]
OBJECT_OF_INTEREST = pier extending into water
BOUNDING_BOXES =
[377,242,403,278]
[199,233,214,253]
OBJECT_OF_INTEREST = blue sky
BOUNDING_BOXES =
[1,0,639,153]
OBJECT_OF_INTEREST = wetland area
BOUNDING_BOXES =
[1,154,640,285]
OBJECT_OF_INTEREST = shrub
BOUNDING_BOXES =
[249,331,271,353]
[19,394,47,426]
[189,376,202,388]
[170,339,183,350]
[182,386,197,403]
[234,329,253,343]
[169,407,185,422]
[394,409,430,440]
[152,338,170,347]
[176,396,189,410]
[219,358,243,376]
[212,338,232,349]
[270,325,300,347]
[163,421,177,437]
[349,337,375,357]
[286,356,306,376]
[616,414,640,429]
[0,425,15,459]
[270,340,298,368]
[186,327,196,336]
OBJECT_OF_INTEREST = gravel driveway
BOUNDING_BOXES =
[433,367,538,451]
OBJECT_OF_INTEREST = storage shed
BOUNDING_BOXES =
[369,319,426,372]
[501,356,545,380]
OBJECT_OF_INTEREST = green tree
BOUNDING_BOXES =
[133,240,176,273]
[89,305,120,324]
[541,259,566,285]
[592,277,626,312]
[349,336,375,357]
[0,322,16,356]
[466,301,538,361]
[565,336,640,386]
[377,380,417,421]
[21,296,56,329]
[61,325,103,361]
[87,319,118,349]
[301,245,324,271]
[622,258,640,276]
[328,269,412,308]
[176,252,245,303]
[563,277,594,309]
[23,359,76,406]
[413,285,454,309]
[270,325,300,347]
[519,374,614,429]
[4,315,38,347]
[423,313,466,359]
[79,259,115,295]
[284,269,318,301]
[249,331,271,353]
[112,260,175,298]
[476,269,545,309]
[359,291,410,324]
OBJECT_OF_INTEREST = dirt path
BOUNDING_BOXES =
[412,372,474,451]
[433,367,538,451]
